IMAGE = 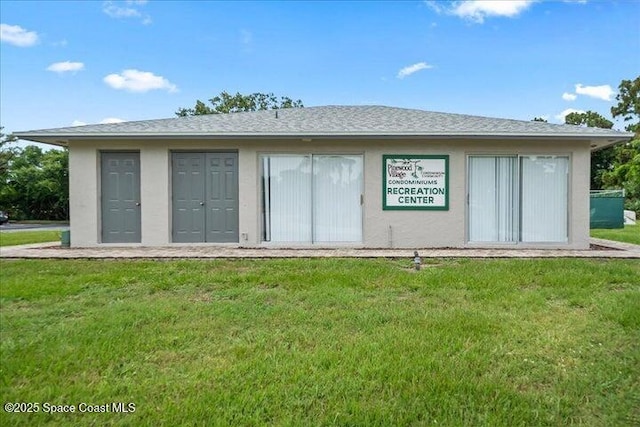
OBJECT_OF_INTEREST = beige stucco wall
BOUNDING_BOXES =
[67,138,592,249]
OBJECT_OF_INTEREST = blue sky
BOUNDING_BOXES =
[1,0,639,140]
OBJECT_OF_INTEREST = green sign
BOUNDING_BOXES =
[383,155,449,210]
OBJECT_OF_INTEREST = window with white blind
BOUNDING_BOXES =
[261,154,363,243]
[468,155,569,243]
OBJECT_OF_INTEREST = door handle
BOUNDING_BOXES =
[135,202,141,206]
[200,202,205,206]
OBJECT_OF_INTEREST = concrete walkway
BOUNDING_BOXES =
[1,238,639,259]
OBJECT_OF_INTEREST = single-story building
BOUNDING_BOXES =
[15,105,632,249]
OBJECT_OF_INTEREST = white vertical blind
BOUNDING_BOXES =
[266,155,312,242]
[469,155,568,244]
[313,155,363,242]
[262,154,363,243]
[496,157,518,242]
[469,157,497,242]
[521,156,568,242]
[468,156,517,242]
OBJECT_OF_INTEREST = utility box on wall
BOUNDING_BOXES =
[590,190,625,229]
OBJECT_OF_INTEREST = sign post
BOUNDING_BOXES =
[383,155,449,210]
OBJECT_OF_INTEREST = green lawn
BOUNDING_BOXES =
[1,259,638,426]
[0,230,61,247]
[591,224,640,245]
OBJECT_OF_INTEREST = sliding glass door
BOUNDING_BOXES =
[313,155,363,242]
[520,156,569,242]
[468,156,518,243]
[262,155,312,242]
[262,154,363,243]
[468,155,568,244]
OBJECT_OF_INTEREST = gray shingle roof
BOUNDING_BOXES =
[15,105,632,148]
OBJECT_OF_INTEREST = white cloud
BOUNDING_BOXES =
[555,108,585,122]
[426,1,535,23]
[104,69,178,93]
[100,117,125,124]
[575,83,614,101]
[103,2,140,18]
[71,120,87,127]
[397,62,433,79]
[0,23,39,47]
[425,1,446,14]
[47,61,85,73]
[453,1,534,22]
[562,92,577,101]
[103,1,151,24]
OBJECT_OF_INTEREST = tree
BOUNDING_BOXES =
[564,110,613,129]
[176,91,303,116]
[611,77,640,134]
[564,111,614,190]
[0,126,17,179]
[532,117,547,122]
[608,76,640,213]
[0,145,69,220]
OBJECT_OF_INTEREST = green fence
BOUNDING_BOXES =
[590,190,625,229]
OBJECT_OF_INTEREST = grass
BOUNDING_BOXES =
[0,230,62,247]
[591,224,640,245]
[1,258,639,426]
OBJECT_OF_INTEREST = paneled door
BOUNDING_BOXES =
[172,152,238,243]
[101,152,141,243]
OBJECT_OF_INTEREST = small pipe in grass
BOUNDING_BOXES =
[413,251,421,271]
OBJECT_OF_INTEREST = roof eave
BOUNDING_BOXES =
[15,131,633,148]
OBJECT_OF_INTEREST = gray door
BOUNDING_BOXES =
[101,152,141,243]
[205,153,239,242]
[172,152,238,243]
[172,153,206,242]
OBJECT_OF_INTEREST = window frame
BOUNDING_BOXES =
[259,153,364,244]
[466,153,570,245]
